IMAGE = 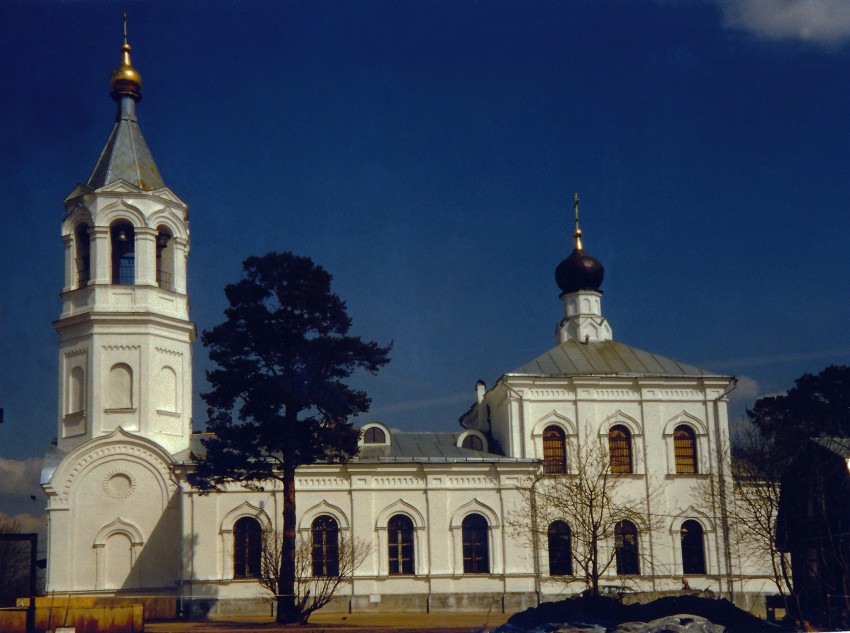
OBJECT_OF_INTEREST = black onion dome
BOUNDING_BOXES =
[555,247,604,295]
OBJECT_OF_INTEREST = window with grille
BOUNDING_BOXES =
[363,427,386,444]
[547,520,572,576]
[110,222,135,285]
[233,517,262,579]
[680,520,706,574]
[311,515,339,577]
[673,425,698,474]
[614,520,640,575]
[543,426,567,474]
[609,425,633,474]
[462,514,490,574]
[388,514,415,575]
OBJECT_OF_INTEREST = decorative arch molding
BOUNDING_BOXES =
[449,498,500,529]
[662,413,711,475]
[375,499,426,530]
[298,500,350,532]
[669,507,715,534]
[530,411,577,438]
[598,411,643,437]
[597,411,644,475]
[375,499,428,576]
[531,413,576,475]
[44,427,176,508]
[448,498,503,576]
[662,412,708,437]
[218,501,272,580]
[61,206,95,236]
[93,517,144,590]
[147,208,189,240]
[220,501,272,534]
[668,507,717,576]
[93,517,144,547]
[456,430,488,452]
[98,199,147,227]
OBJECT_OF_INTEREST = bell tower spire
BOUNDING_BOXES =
[55,21,195,455]
[554,193,612,344]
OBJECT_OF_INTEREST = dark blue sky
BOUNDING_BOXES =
[1,1,849,521]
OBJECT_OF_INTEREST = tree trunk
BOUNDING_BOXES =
[277,462,300,624]
[591,533,599,596]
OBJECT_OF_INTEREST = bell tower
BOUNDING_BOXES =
[554,194,612,344]
[55,27,194,456]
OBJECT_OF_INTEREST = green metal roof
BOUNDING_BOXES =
[510,339,724,378]
[87,115,164,191]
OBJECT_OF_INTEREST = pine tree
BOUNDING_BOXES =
[189,252,391,623]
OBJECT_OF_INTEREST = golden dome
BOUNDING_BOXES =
[109,41,142,100]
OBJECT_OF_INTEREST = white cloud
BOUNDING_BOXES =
[0,458,43,500]
[0,513,44,536]
[728,375,761,407]
[720,0,850,46]
[725,375,770,429]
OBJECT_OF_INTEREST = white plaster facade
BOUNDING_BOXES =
[40,40,779,618]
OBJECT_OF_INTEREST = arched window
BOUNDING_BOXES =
[547,520,572,576]
[614,520,640,575]
[75,224,91,288]
[543,426,567,474]
[462,434,483,451]
[609,425,633,474]
[158,366,178,412]
[462,514,489,574]
[156,227,174,291]
[681,520,706,575]
[108,364,133,410]
[104,533,133,589]
[110,222,135,285]
[69,366,85,414]
[363,427,386,444]
[674,425,698,474]
[233,517,262,579]
[388,514,414,575]
[311,516,339,577]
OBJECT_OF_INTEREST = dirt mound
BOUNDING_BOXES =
[499,595,781,633]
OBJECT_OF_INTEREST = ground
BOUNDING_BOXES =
[145,612,508,632]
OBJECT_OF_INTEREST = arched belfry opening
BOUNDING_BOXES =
[75,224,91,288]
[156,227,174,291]
[110,221,135,285]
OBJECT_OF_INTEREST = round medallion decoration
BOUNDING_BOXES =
[103,471,136,499]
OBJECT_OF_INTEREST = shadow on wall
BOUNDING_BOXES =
[179,527,228,621]
[116,492,181,595]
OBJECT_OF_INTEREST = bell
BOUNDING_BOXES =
[116,229,129,243]
[157,232,170,248]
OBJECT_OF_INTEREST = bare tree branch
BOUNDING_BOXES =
[259,528,370,623]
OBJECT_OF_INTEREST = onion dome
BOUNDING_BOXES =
[555,194,605,295]
[109,17,142,101]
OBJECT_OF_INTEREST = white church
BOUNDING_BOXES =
[40,36,777,618]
